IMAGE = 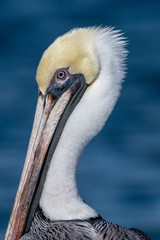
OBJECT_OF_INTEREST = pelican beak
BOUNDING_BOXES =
[5,74,87,240]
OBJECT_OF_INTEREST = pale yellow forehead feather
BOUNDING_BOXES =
[36,28,100,95]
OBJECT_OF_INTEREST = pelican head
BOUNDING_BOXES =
[5,27,127,240]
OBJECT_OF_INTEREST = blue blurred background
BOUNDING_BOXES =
[0,0,160,239]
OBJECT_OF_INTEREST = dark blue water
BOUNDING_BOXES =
[0,1,160,239]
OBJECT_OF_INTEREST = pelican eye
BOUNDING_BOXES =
[57,70,67,80]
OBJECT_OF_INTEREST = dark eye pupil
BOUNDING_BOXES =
[57,70,66,79]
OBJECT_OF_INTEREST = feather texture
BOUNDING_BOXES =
[21,207,151,240]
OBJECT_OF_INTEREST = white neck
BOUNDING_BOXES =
[40,28,127,221]
[39,127,98,220]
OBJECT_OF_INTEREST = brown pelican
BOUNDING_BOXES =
[5,27,151,240]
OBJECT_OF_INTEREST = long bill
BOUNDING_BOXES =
[5,77,87,240]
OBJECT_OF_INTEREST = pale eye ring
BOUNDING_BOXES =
[57,70,67,80]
